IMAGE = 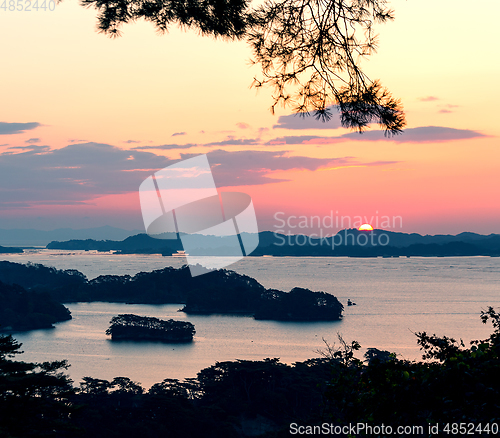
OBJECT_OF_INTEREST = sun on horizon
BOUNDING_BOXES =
[358,224,374,231]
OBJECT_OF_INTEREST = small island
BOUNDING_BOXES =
[106,314,195,342]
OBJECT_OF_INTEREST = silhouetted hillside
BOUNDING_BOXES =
[47,233,182,253]
[254,229,500,257]
[47,233,254,255]
[46,229,500,257]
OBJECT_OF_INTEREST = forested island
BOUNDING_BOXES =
[1,308,499,437]
[0,261,344,322]
[0,280,72,331]
[106,314,195,342]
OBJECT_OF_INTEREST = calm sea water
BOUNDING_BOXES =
[2,250,500,388]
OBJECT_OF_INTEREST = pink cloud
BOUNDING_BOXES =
[418,96,439,102]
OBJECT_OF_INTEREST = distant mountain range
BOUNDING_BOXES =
[44,229,500,257]
[0,226,143,247]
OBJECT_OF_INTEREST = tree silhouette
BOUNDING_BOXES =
[0,335,74,436]
[248,0,405,134]
[77,0,405,134]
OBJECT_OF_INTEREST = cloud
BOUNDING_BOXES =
[438,104,459,114]
[0,142,173,206]
[339,126,487,143]
[273,106,342,130]
[266,126,487,145]
[205,137,260,146]
[5,145,51,154]
[0,142,399,207]
[180,149,394,187]
[0,122,41,135]
[265,135,343,145]
[236,122,251,129]
[133,137,261,149]
[172,132,186,137]
[418,96,439,102]
[123,140,140,144]
[0,201,34,210]
[133,143,198,150]
[0,200,90,210]
[365,160,400,167]
[25,138,41,144]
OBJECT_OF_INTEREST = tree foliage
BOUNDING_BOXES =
[0,335,75,437]
[75,0,405,134]
[80,0,251,38]
[248,0,405,134]
[324,307,500,429]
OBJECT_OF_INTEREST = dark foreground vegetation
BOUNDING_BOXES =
[0,261,343,321]
[0,308,499,437]
[106,314,195,342]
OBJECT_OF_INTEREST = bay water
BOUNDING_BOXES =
[2,250,499,388]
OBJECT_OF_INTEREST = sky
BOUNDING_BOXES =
[0,0,499,236]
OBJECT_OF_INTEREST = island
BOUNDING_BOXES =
[0,261,345,322]
[0,280,72,331]
[0,245,23,254]
[106,314,195,342]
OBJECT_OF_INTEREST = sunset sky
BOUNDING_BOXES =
[0,0,498,235]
